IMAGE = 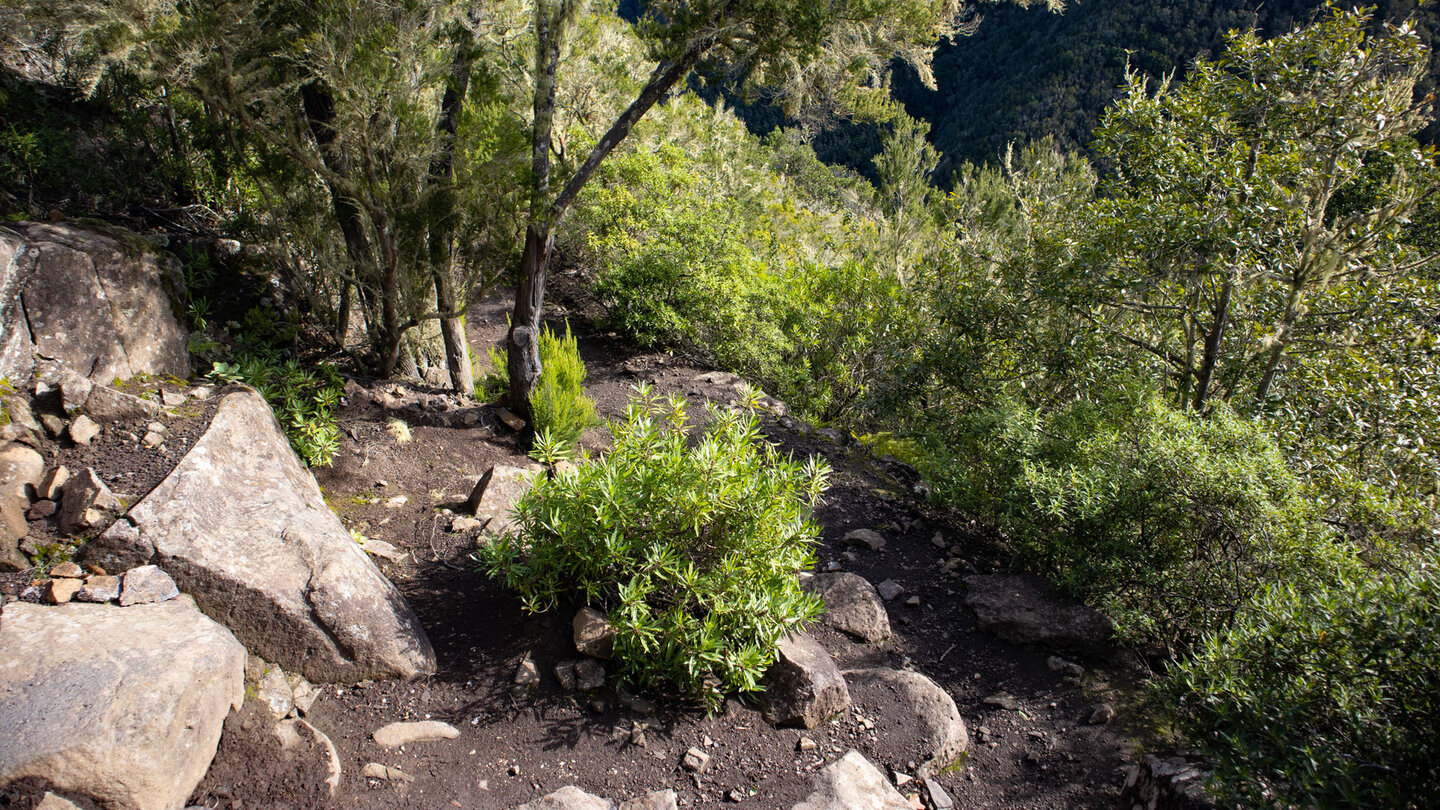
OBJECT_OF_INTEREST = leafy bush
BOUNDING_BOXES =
[924,389,1332,649]
[530,324,599,456]
[1167,551,1440,808]
[208,356,343,466]
[478,386,830,708]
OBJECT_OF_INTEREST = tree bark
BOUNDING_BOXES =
[1192,274,1234,411]
[1255,284,1306,404]
[428,31,475,396]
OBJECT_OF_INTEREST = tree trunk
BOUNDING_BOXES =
[428,32,475,396]
[1192,274,1234,411]
[506,225,551,423]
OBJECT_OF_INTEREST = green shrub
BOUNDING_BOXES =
[924,389,1332,649]
[477,386,830,708]
[1167,551,1440,808]
[530,324,600,457]
[208,356,342,466]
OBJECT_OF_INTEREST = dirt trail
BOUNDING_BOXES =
[198,290,1145,810]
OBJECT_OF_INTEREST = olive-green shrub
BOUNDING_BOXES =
[924,389,1329,649]
[1167,551,1440,808]
[478,386,830,708]
[529,324,600,455]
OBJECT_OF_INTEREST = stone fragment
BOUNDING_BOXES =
[875,579,903,601]
[517,786,616,810]
[288,674,321,715]
[67,415,99,445]
[86,384,161,422]
[574,606,617,659]
[903,595,921,607]
[555,661,580,691]
[357,536,407,562]
[39,466,70,501]
[36,793,84,810]
[0,598,244,810]
[449,515,483,533]
[58,372,92,415]
[804,573,892,643]
[361,762,414,782]
[77,389,435,682]
[682,747,711,773]
[40,414,66,438]
[49,560,82,578]
[924,779,955,810]
[142,431,164,449]
[930,532,947,550]
[372,720,461,748]
[574,658,606,691]
[27,500,56,519]
[119,564,179,606]
[256,666,294,719]
[45,578,81,604]
[76,574,121,602]
[763,633,851,729]
[619,790,679,810]
[515,654,541,686]
[841,529,886,551]
[161,390,187,407]
[797,737,818,752]
[844,669,968,779]
[275,718,341,795]
[1088,703,1115,725]
[57,468,121,535]
[983,692,1020,711]
[1047,656,1085,678]
[791,750,910,810]
[465,464,536,537]
[963,574,1112,652]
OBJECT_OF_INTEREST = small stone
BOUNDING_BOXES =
[68,415,101,445]
[1046,656,1085,678]
[58,468,122,534]
[893,772,913,787]
[50,561,83,578]
[825,561,842,572]
[383,495,408,508]
[372,720,461,748]
[1088,703,1115,725]
[35,793,84,810]
[162,391,187,407]
[983,692,1020,711]
[40,466,71,501]
[514,654,540,686]
[589,699,607,713]
[40,414,66,438]
[797,737,817,752]
[508,764,521,776]
[574,658,607,691]
[904,595,921,607]
[554,661,580,691]
[77,574,121,602]
[574,606,617,659]
[357,537,407,562]
[143,431,165,449]
[147,422,167,435]
[257,667,294,719]
[682,747,711,773]
[875,579,904,601]
[289,675,321,715]
[726,789,744,802]
[841,551,859,564]
[191,386,213,401]
[119,565,180,606]
[841,529,885,551]
[27,500,57,519]
[496,407,526,432]
[450,515,483,533]
[629,723,648,747]
[361,762,414,782]
[45,577,82,604]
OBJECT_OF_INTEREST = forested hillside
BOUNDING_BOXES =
[2,1,1438,806]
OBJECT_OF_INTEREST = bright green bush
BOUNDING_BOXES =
[1167,551,1440,808]
[478,386,830,708]
[208,356,342,466]
[924,389,1332,649]
[530,324,600,456]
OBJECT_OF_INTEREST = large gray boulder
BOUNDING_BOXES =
[843,668,968,779]
[517,786,616,810]
[963,574,1112,652]
[805,573,892,643]
[791,751,911,810]
[0,223,188,386]
[0,597,245,810]
[78,388,436,682]
[763,633,851,729]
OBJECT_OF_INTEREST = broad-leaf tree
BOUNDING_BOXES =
[502,0,1060,422]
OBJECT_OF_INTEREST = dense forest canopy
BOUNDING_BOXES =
[1,1,1438,804]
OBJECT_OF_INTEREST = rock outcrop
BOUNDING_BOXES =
[963,574,1112,652]
[0,597,245,810]
[0,223,188,387]
[78,388,436,682]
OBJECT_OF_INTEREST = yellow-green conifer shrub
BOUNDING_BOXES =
[529,324,599,456]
